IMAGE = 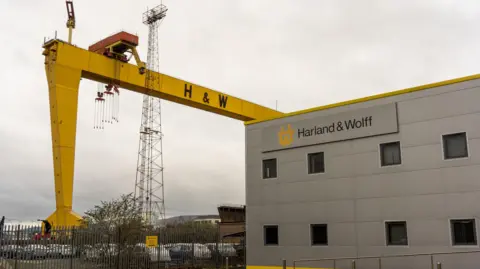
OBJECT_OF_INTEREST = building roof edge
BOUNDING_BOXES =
[244,73,480,126]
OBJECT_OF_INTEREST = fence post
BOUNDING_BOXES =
[351,260,356,269]
[117,226,121,269]
[216,222,220,269]
[192,227,196,268]
[157,230,161,269]
[378,258,382,269]
[282,258,286,269]
[215,240,219,269]
[226,256,229,269]
[333,260,336,269]
[436,262,442,269]
[14,225,20,269]
[70,226,75,269]
[430,255,434,269]
[243,235,246,269]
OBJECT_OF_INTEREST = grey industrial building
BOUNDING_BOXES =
[245,75,480,269]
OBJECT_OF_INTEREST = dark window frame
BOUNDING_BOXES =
[263,225,279,246]
[443,132,469,160]
[385,221,408,246]
[380,141,402,167]
[450,219,477,246]
[310,224,328,246]
[262,158,277,179]
[307,152,325,174]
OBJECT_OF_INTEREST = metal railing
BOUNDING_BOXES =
[0,224,245,269]
[292,250,480,269]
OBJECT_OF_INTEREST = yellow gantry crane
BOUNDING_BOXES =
[42,1,284,227]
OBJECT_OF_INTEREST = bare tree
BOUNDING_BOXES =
[77,193,152,268]
[83,193,144,229]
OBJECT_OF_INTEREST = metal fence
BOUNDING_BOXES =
[0,224,245,269]
[292,250,480,269]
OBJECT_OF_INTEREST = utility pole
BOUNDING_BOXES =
[134,3,168,226]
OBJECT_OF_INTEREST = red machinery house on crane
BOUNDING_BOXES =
[88,31,139,62]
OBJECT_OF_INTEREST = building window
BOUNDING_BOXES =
[451,219,477,246]
[380,142,402,166]
[262,159,277,179]
[264,225,278,245]
[308,152,325,174]
[386,221,408,246]
[443,132,468,159]
[310,224,328,245]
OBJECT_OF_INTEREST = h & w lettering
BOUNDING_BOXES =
[184,84,192,98]
[219,94,228,108]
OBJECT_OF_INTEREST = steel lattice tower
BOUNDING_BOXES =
[134,4,168,226]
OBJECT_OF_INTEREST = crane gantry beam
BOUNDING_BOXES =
[42,39,284,227]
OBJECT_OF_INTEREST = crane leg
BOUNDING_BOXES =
[45,51,83,227]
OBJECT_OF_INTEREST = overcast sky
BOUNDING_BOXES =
[1,0,480,223]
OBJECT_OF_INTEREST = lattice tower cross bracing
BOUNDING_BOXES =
[134,4,168,226]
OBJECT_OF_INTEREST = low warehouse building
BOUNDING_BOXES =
[245,74,480,269]
[218,204,245,243]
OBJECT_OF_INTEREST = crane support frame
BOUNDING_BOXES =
[42,39,283,227]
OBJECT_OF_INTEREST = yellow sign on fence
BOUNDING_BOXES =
[146,236,158,247]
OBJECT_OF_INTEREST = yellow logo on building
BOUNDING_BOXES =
[278,124,294,146]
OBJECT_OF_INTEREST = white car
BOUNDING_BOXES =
[23,245,48,259]
[83,243,117,261]
[134,243,171,262]
[205,243,237,257]
[193,244,211,259]
[45,244,63,258]
[163,243,176,249]
[83,247,101,261]
[58,245,75,258]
